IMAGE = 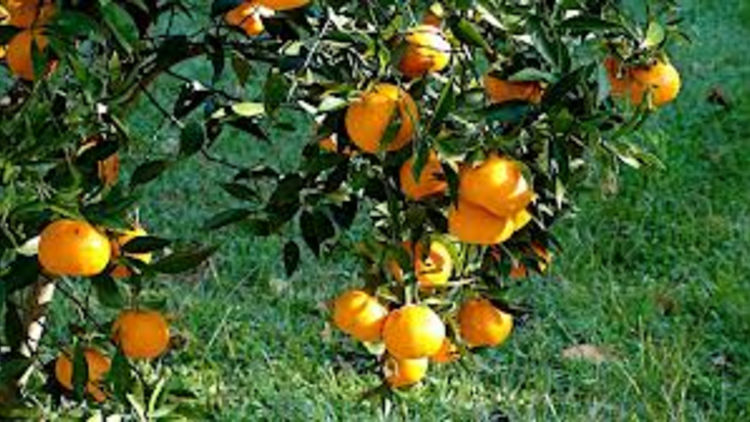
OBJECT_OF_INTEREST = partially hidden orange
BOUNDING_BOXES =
[448,200,515,245]
[110,226,153,278]
[6,28,49,81]
[459,155,534,218]
[458,298,513,348]
[430,338,460,364]
[384,356,428,388]
[54,347,110,402]
[332,290,389,342]
[399,151,447,200]
[398,25,451,79]
[484,74,544,104]
[345,83,419,153]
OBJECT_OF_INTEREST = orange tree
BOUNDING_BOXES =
[0,0,684,416]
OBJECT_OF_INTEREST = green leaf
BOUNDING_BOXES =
[450,18,492,53]
[72,343,88,401]
[560,16,625,33]
[299,210,335,257]
[1,256,40,294]
[479,102,532,125]
[130,160,170,187]
[220,182,258,201]
[76,141,119,166]
[107,349,132,401]
[180,121,205,157]
[232,54,252,86]
[91,274,124,308]
[100,0,139,54]
[122,236,171,254]
[0,26,21,44]
[508,68,557,83]
[231,102,265,118]
[211,0,243,17]
[203,208,252,230]
[283,241,300,277]
[428,79,455,135]
[151,246,219,274]
[644,21,665,48]
[264,70,289,114]
[3,300,23,351]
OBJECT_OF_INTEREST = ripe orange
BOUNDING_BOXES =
[110,226,153,278]
[55,348,110,402]
[413,241,453,287]
[398,25,451,79]
[399,151,447,200]
[112,310,170,359]
[448,200,514,245]
[6,28,48,81]
[345,83,419,153]
[257,0,309,10]
[605,57,681,107]
[6,0,55,28]
[459,155,534,218]
[332,290,389,342]
[38,219,111,276]
[484,74,544,104]
[458,298,513,348]
[225,2,267,36]
[383,305,445,359]
[430,338,459,364]
[384,356,428,388]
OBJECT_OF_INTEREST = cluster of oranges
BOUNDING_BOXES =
[36,218,169,401]
[224,0,310,36]
[333,289,513,388]
[0,0,56,80]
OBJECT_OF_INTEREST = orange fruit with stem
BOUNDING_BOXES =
[6,28,49,81]
[399,151,447,200]
[458,298,513,348]
[398,25,451,79]
[448,200,515,245]
[430,338,460,364]
[54,348,111,402]
[332,290,389,342]
[112,310,170,359]
[484,74,544,104]
[38,219,111,277]
[384,356,429,388]
[110,226,153,278]
[345,83,419,153]
[605,57,681,107]
[383,305,445,359]
[459,155,534,218]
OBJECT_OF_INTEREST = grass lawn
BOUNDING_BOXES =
[38,0,750,419]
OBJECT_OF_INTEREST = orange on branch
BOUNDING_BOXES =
[225,2,268,36]
[484,75,544,104]
[384,356,428,388]
[6,29,49,81]
[430,338,459,364]
[332,290,389,342]
[383,305,445,359]
[413,241,453,287]
[38,219,111,277]
[605,57,681,107]
[110,226,152,278]
[399,151,447,200]
[112,310,170,359]
[459,155,534,218]
[257,0,309,11]
[54,348,111,402]
[6,0,55,28]
[345,83,419,153]
[398,25,451,79]
[448,200,514,245]
[458,298,513,348]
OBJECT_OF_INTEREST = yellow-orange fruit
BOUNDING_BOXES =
[448,200,515,245]
[484,74,544,104]
[6,0,55,28]
[605,57,681,107]
[512,208,533,232]
[112,310,170,359]
[38,220,111,277]
[384,356,428,388]
[459,155,534,218]
[110,226,153,278]
[400,151,447,200]
[458,298,513,348]
[413,241,452,287]
[6,29,48,81]
[383,305,445,359]
[225,2,266,36]
[345,83,419,153]
[398,25,451,78]
[54,348,110,402]
[430,338,459,364]
[257,0,309,10]
[332,290,389,342]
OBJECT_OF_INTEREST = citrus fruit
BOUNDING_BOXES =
[459,155,534,218]
[6,28,48,81]
[345,83,419,153]
[413,241,452,287]
[422,3,444,27]
[257,0,309,10]
[110,226,153,278]
[398,25,451,78]
[384,356,428,388]
[399,151,447,200]
[332,290,389,342]
[512,208,532,232]
[383,305,445,359]
[225,2,269,36]
[6,0,55,28]
[54,348,110,402]
[448,200,515,245]
[430,338,459,364]
[458,298,513,348]
[38,219,111,276]
[605,57,681,107]
[112,309,170,359]
[484,74,544,104]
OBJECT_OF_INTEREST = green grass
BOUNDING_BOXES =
[39,0,750,419]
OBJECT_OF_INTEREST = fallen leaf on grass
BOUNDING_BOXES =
[561,344,615,364]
